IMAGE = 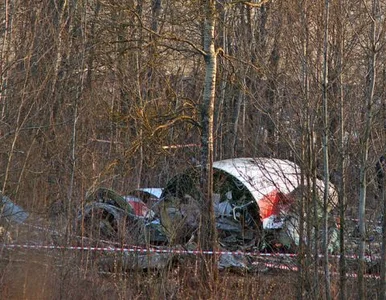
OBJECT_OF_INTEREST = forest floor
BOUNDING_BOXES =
[0,196,384,300]
[0,244,379,300]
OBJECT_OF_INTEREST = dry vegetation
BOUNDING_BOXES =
[0,211,381,300]
[1,0,386,298]
[0,241,298,300]
[0,244,379,300]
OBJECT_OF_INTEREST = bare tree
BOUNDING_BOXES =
[358,0,379,298]
[322,0,332,299]
[198,0,219,288]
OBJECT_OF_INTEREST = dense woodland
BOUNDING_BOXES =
[1,0,386,299]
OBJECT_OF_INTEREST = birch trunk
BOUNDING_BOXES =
[358,1,377,298]
[199,0,218,288]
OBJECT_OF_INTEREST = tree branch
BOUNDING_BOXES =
[228,0,271,8]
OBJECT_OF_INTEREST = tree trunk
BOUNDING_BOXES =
[322,0,331,299]
[358,1,377,297]
[298,2,310,295]
[0,0,12,120]
[199,0,218,290]
[49,1,69,135]
[380,175,386,299]
[337,1,347,297]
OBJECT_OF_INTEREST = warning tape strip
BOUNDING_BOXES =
[2,243,381,279]
[2,243,262,256]
[18,221,384,262]
[253,262,381,279]
[0,243,381,262]
[12,222,384,265]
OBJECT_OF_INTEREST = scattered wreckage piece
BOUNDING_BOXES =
[158,163,262,250]
[77,187,147,243]
[79,184,261,271]
[78,157,342,271]
[213,158,340,253]
[124,188,163,219]
[124,195,155,219]
[127,188,163,208]
[212,158,338,229]
[98,251,173,272]
[98,253,252,273]
[97,243,253,273]
[218,253,252,272]
[258,184,340,254]
[159,157,340,253]
[124,188,166,243]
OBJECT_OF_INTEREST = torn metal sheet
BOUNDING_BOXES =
[157,194,202,245]
[84,187,133,214]
[78,187,147,242]
[159,165,262,249]
[261,214,340,253]
[126,188,163,210]
[131,188,163,200]
[78,157,340,270]
[144,219,169,244]
[159,157,339,253]
[218,253,251,272]
[213,158,301,197]
[124,196,155,218]
[99,252,172,272]
[98,247,252,272]
[212,158,338,229]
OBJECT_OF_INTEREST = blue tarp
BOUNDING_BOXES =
[0,195,29,224]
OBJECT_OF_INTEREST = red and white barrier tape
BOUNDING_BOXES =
[18,221,383,261]
[2,243,263,256]
[254,262,381,279]
[1,243,381,262]
[2,243,381,279]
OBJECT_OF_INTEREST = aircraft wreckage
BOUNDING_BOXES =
[78,157,340,271]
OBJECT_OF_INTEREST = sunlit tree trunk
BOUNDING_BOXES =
[199,0,218,289]
[200,0,217,290]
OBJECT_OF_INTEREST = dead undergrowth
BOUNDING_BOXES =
[0,203,383,299]
[0,243,381,300]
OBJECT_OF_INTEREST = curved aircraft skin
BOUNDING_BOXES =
[212,157,337,228]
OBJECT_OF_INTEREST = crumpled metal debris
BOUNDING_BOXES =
[157,194,201,245]
[78,187,146,243]
[79,158,341,271]
[261,214,340,254]
[99,252,173,272]
[158,167,262,250]
[218,253,251,272]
